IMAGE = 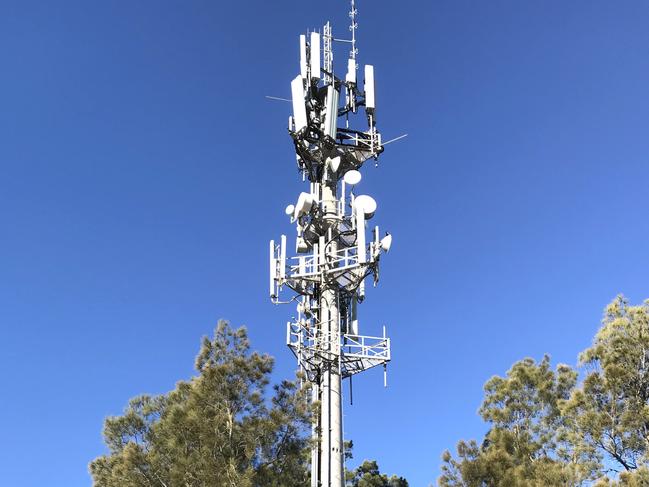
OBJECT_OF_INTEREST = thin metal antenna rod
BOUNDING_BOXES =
[265,95,292,102]
[349,0,358,60]
[269,2,392,486]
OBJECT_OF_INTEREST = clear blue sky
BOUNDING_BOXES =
[1,1,648,485]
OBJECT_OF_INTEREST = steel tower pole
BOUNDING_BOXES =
[311,383,320,487]
[269,3,394,487]
[319,178,343,486]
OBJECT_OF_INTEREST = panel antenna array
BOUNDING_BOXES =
[269,2,392,486]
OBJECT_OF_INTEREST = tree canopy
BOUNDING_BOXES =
[90,320,407,487]
[440,296,649,487]
[90,321,311,487]
[345,459,409,487]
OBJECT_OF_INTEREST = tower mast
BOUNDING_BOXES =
[270,3,392,485]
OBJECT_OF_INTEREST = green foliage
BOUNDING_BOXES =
[440,356,585,487]
[346,459,409,487]
[344,441,409,486]
[562,296,649,474]
[594,467,649,486]
[439,296,649,486]
[89,320,311,487]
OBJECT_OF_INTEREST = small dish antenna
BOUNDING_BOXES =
[343,170,362,186]
[353,194,377,219]
[380,233,392,252]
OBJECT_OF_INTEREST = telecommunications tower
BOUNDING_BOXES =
[269,2,394,486]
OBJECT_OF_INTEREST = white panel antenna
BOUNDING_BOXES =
[269,240,276,297]
[350,296,359,336]
[364,64,375,112]
[300,35,308,79]
[279,235,287,280]
[346,58,357,84]
[291,76,308,132]
[310,32,321,80]
[325,85,339,138]
[356,209,366,263]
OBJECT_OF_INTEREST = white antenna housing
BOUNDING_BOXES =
[291,76,307,132]
[293,192,314,219]
[356,209,366,263]
[300,35,308,79]
[269,240,276,297]
[364,64,375,112]
[310,32,321,80]
[346,58,357,84]
[325,85,339,137]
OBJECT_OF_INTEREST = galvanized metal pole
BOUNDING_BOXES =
[269,3,394,486]
[320,179,343,486]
